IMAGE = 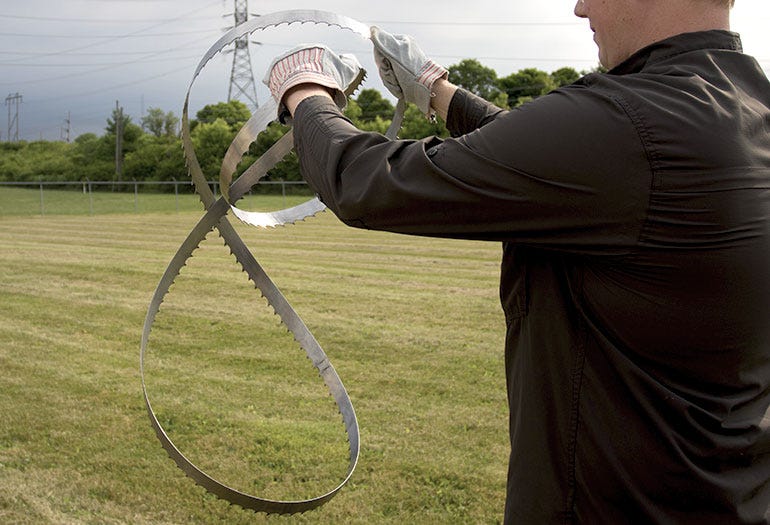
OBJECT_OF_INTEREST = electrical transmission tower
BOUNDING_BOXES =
[61,111,71,143]
[227,0,259,110]
[5,93,22,142]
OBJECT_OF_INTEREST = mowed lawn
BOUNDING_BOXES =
[0,190,509,524]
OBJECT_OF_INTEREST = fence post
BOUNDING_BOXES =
[281,180,286,208]
[39,179,44,216]
[133,179,138,213]
[86,178,93,215]
[172,177,179,212]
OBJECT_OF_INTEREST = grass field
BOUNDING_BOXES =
[0,188,509,524]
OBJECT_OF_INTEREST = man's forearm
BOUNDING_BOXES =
[429,78,458,122]
[284,79,458,121]
[284,84,334,115]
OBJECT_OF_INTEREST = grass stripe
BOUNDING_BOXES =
[0,201,508,523]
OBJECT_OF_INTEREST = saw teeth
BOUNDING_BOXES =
[192,12,373,228]
[143,9,363,517]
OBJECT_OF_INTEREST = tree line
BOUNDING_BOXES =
[0,60,597,186]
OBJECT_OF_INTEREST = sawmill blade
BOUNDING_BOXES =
[139,9,407,515]
[217,69,367,229]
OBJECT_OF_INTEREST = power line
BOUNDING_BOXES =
[0,33,219,86]
[0,42,601,66]
[0,0,222,64]
[0,49,197,57]
[0,53,206,67]
[0,11,582,27]
[432,53,598,63]
[0,29,221,39]
[32,63,195,103]
[366,20,582,27]
[0,13,217,23]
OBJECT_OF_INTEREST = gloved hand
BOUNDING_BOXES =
[370,26,448,118]
[263,44,363,122]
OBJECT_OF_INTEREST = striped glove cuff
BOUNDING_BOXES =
[264,44,363,122]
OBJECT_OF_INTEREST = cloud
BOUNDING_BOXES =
[0,0,767,140]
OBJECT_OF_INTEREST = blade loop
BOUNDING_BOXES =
[140,9,408,514]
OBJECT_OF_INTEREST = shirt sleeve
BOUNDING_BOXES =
[445,89,504,137]
[292,85,653,251]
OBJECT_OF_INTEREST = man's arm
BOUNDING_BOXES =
[427,78,458,122]
[284,85,333,114]
[288,81,650,246]
[283,78,458,121]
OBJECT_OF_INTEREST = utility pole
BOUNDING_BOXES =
[227,0,258,111]
[140,94,145,131]
[115,101,123,184]
[5,92,22,142]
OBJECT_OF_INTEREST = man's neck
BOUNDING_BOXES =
[640,1,731,49]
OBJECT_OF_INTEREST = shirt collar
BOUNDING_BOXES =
[609,30,743,75]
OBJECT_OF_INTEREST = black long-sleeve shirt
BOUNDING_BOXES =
[292,30,770,523]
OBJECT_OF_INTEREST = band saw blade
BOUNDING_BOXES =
[140,10,406,515]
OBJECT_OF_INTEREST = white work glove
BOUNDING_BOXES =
[370,26,448,118]
[263,44,363,122]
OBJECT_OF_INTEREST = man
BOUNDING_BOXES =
[265,0,770,522]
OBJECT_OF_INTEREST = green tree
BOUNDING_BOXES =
[164,112,180,137]
[0,59,607,187]
[345,95,393,135]
[498,68,556,106]
[142,108,165,137]
[105,108,125,136]
[551,67,581,87]
[243,121,300,182]
[104,106,142,158]
[0,142,25,181]
[399,104,449,140]
[105,106,140,141]
[142,107,180,138]
[448,59,502,101]
[354,89,395,123]
[343,97,363,122]
[123,134,186,184]
[195,100,251,131]
[69,133,114,181]
[0,141,77,181]
[191,118,235,178]
[489,91,510,110]
[25,141,76,181]
[75,132,98,143]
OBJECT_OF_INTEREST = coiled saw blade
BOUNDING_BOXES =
[141,10,404,515]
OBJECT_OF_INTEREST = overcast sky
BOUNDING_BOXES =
[1,0,768,141]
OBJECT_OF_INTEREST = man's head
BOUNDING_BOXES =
[574,0,733,69]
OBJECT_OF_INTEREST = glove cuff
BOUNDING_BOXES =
[276,72,344,108]
[417,60,448,90]
[265,45,361,123]
[409,60,447,118]
[267,47,346,108]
